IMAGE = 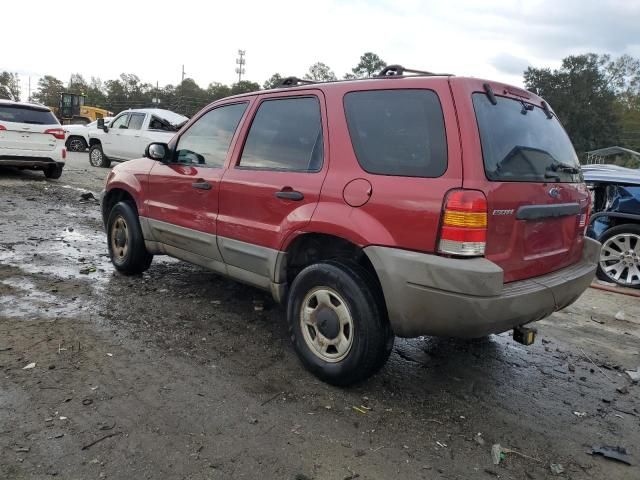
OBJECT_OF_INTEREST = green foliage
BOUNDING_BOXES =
[524,54,623,157]
[351,52,386,78]
[230,80,260,95]
[33,75,63,106]
[263,73,283,89]
[304,62,337,82]
[0,71,20,101]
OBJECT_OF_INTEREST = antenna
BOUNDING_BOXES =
[235,50,246,83]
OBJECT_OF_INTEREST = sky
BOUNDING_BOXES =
[3,0,640,101]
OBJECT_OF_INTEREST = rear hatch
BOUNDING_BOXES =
[469,87,589,283]
[0,104,60,152]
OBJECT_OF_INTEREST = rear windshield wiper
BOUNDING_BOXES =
[548,163,580,174]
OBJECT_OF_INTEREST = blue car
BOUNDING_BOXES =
[584,164,640,288]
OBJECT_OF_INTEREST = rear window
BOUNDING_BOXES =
[0,105,59,125]
[473,93,581,183]
[344,89,447,177]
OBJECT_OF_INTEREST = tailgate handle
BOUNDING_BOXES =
[516,203,580,220]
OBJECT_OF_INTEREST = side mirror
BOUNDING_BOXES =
[97,118,108,132]
[145,142,169,162]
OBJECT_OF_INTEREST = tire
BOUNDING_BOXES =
[106,201,153,275]
[89,143,110,168]
[287,260,394,386]
[67,136,87,152]
[44,164,63,179]
[596,224,640,288]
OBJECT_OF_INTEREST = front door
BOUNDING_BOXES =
[145,102,250,262]
[217,92,328,280]
[105,113,129,158]
[116,112,147,159]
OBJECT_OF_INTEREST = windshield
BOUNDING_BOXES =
[473,93,581,183]
[0,105,59,125]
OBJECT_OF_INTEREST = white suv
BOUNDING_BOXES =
[0,100,66,179]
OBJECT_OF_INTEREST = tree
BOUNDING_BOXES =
[263,73,283,89]
[304,62,337,82]
[207,82,231,101]
[230,80,260,95]
[33,75,64,107]
[67,73,89,95]
[0,72,20,101]
[86,77,107,107]
[351,52,386,78]
[524,53,622,156]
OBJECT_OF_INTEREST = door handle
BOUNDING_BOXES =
[192,181,212,190]
[275,189,304,201]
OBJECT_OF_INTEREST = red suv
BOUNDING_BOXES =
[101,66,600,385]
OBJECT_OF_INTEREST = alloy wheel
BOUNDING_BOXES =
[599,233,640,286]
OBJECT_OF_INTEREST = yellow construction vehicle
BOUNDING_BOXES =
[53,92,112,125]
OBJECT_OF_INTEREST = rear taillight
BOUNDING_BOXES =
[62,148,67,160]
[438,189,487,257]
[45,128,66,140]
[0,124,6,131]
[578,204,590,235]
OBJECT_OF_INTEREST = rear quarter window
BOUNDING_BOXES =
[0,105,59,125]
[343,89,447,177]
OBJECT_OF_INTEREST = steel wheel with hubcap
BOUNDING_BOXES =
[300,287,354,363]
[287,260,394,386]
[599,230,640,287]
[106,201,152,274]
[110,216,129,266]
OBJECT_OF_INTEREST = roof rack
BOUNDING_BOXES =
[278,76,317,88]
[375,64,451,77]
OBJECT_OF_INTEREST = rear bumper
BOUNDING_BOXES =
[364,237,600,338]
[0,155,64,169]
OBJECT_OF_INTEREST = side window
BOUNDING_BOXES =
[344,89,447,177]
[128,113,145,130]
[175,102,248,168]
[239,97,323,172]
[111,114,129,129]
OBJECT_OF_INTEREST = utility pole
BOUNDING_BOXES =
[181,65,186,83]
[28,76,31,102]
[235,50,246,83]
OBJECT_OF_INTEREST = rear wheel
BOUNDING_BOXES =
[67,136,87,152]
[89,144,110,168]
[597,224,640,288]
[44,164,63,179]
[287,260,394,386]
[107,201,152,274]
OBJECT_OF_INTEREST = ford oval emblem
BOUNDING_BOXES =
[548,187,560,198]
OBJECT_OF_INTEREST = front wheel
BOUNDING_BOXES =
[287,260,394,386]
[106,201,153,275]
[597,224,640,288]
[89,144,110,168]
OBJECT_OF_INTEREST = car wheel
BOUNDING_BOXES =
[287,260,394,386]
[597,224,640,288]
[44,164,63,179]
[67,136,87,152]
[89,144,110,168]
[106,201,153,275]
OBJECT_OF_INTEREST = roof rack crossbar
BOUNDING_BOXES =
[278,76,317,88]
[376,65,449,77]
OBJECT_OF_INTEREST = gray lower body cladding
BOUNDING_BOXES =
[364,237,600,338]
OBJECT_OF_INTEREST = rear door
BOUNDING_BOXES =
[0,104,60,152]
[452,79,589,283]
[145,101,250,261]
[216,91,328,279]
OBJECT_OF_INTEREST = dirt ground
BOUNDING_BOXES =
[1,153,639,480]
